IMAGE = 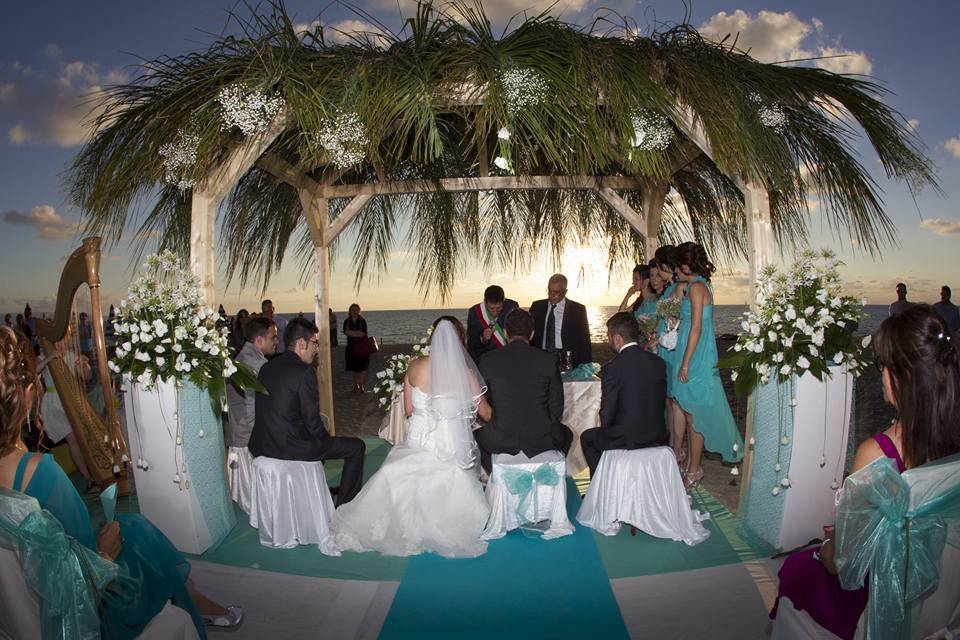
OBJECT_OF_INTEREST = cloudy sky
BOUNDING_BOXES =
[1,0,958,314]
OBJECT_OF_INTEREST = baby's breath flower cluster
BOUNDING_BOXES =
[109,251,262,410]
[630,111,675,151]
[317,109,368,169]
[373,326,433,410]
[749,92,789,134]
[218,84,285,136]
[158,129,200,191]
[719,249,870,394]
[499,67,548,115]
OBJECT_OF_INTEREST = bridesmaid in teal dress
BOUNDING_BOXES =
[618,263,661,351]
[672,243,744,488]
[0,327,241,638]
[653,246,689,460]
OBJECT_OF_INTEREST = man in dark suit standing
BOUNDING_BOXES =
[466,285,519,364]
[249,317,365,505]
[580,312,668,477]
[474,309,573,473]
[530,273,592,368]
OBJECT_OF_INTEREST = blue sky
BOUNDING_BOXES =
[1,0,958,314]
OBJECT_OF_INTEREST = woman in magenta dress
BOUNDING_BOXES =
[771,305,960,639]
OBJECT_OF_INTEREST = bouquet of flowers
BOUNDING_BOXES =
[718,249,871,395]
[108,252,264,412]
[656,296,682,350]
[637,314,659,351]
[373,326,433,410]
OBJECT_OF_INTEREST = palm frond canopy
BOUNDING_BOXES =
[66,1,936,296]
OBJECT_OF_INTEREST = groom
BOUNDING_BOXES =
[467,285,519,364]
[474,309,573,473]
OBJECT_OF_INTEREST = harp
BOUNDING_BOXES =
[34,237,128,492]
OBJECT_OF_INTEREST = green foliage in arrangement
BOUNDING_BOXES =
[66,1,936,298]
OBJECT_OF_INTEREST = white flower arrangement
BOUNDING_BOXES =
[655,296,682,350]
[499,67,548,115]
[749,92,789,134]
[317,108,368,169]
[108,251,264,411]
[158,129,200,191]
[373,325,433,410]
[217,83,285,136]
[630,110,675,151]
[718,249,869,394]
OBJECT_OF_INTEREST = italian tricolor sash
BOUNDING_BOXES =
[474,303,507,348]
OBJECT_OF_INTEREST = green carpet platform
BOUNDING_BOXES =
[79,438,781,639]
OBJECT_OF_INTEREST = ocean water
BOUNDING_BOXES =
[307,305,890,345]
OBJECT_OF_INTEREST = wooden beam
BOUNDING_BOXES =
[641,181,670,260]
[322,175,647,199]
[256,153,320,192]
[189,191,217,306]
[668,140,703,175]
[327,194,373,243]
[595,187,646,234]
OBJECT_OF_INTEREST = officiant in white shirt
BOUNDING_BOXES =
[530,273,592,368]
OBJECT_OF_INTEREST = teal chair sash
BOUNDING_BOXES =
[502,463,561,525]
[0,488,116,640]
[835,455,960,640]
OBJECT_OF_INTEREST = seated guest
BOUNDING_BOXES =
[0,327,242,635]
[467,285,519,364]
[249,318,365,505]
[771,305,960,640]
[474,309,573,473]
[225,316,277,449]
[580,312,668,477]
[530,273,592,368]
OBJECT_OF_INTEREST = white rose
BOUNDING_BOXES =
[780,364,792,375]
[816,289,828,304]
[861,334,872,348]
[819,307,830,317]
[734,343,742,352]
[493,156,511,171]
[155,357,164,366]
[833,352,844,364]
[797,355,810,369]
[804,306,815,316]
[224,361,237,377]
[767,331,777,342]
[731,371,738,381]
[209,345,220,356]
[108,361,120,373]
[131,333,140,344]
[139,320,151,333]
[812,330,825,347]
[122,341,132,351]
[140,332,153,343]
[750,324,760,336]
[172,343,182,353]
[809,345,819,357]
[774,352,784,362]
[153,319,168,336]
[741,320,750,332]
[772,313,781,323]
[497,127,511,140]
[175,326,188,340]
[134,351,150,362]
[783,335,794,348]
[785,307,797,320]
[154,345,164,353]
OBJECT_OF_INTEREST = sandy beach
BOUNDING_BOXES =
[330,339,894,513]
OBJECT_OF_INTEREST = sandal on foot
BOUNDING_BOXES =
[202,606,243,631]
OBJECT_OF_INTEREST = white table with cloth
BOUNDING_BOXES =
[379,379,602,478]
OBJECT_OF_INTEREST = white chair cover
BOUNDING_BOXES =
[227,446,254,514]
[248,456,340,555]
[482,450,574,540]
[576,447,711,545]
[0,547,199,640]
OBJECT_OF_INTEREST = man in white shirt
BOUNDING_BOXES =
[529,273,592,368]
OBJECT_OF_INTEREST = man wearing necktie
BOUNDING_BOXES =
[529,273,592,368]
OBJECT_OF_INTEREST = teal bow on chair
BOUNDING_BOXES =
[835,455,960,640]
[0,489,116,640]
[502,463,560,526]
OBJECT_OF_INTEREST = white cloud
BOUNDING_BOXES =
[375,0,589,24]
[945,137,960,158]
[920,218,960,236]
[294,18,388,46]
[0,60,127,148]
[698,10,872,75]
[907,119,920,131]
[2,205,80,241]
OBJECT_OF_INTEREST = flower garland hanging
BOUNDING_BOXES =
[317,109,368,169]
[158,129,200,191]
[499,67,548,115]
[749,93,789,134]
[630,110,675,151]
[217,83,285,136]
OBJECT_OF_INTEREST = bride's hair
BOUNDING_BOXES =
[0,326,40,455]
[873,304,960,467]
[432,316,466,345]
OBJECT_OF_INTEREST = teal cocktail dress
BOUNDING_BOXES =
[657,282,682,397]
[12,453,205,639]
[671,277,744,463]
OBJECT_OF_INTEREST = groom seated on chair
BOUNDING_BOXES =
[581,312,668,478]
[474,308,573,474]
[248,317,365,505]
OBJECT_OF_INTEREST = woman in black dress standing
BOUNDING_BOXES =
[344,303,369,392]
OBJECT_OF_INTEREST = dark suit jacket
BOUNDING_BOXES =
[596,344,668,450]
[249,351,330,461]
[466,299,519,363]
[530,297,592,368]
[478,340,567,456]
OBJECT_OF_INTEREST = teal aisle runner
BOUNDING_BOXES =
[379,479,629,639]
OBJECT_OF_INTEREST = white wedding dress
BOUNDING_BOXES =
[332,386,491,558]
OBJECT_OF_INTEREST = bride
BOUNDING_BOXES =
[333,316,493,558]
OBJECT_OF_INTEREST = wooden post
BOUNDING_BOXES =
[297,189,337,434]
[189,191,217,306]
[642,181,669,261]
